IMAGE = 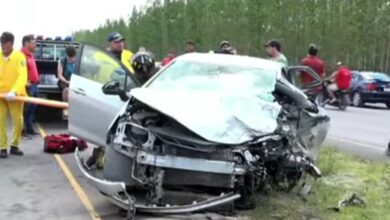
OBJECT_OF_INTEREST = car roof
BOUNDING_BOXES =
[176,53,282,72]
[354,71,390,79]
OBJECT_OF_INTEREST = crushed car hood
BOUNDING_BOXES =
[131,81,281,145]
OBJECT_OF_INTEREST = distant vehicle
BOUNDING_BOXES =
[350,71,390,109]
[34,38,80,119]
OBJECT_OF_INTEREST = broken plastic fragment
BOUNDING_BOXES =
[331,192,366,212]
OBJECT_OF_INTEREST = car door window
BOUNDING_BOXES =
[286,67,322,91]
[78,45,137,91]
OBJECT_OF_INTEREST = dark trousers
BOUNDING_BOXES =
[24,84,39,132]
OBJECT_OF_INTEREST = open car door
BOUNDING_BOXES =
[285,66,323,97]
[68,44,138,146]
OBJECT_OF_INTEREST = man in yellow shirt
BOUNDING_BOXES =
[106,32,134,73]
[0,32,28,158]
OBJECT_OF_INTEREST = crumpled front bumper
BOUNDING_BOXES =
[74,149,241,214]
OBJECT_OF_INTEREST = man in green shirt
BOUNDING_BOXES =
[264,40,288,67]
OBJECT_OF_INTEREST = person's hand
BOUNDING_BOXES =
[26,82,31,87]
[5,92,17,101]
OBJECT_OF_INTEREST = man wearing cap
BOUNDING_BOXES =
[300,44,326,84]
[107,32,134,73]
[264,40,288,67]
[0,32,28,158]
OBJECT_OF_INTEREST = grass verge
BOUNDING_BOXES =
[250,147,390,220]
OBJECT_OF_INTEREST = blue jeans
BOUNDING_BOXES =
[24,84,39,132]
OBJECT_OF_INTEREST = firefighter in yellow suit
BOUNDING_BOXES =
[0,32,28,158]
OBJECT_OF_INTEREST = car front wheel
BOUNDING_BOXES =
[352,92,363,107]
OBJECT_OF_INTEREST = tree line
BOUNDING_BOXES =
[74,0,390,73]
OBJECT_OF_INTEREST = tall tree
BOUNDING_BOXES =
[73,0,390,74]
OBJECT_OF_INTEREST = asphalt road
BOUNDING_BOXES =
[323,103,390,161]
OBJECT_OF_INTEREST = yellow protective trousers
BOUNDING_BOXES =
[0,99,24,149]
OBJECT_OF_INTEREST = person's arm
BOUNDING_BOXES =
[11,54,28,95]
[321,61,326,79]
[329,70,338,82]
[57,59,69,85]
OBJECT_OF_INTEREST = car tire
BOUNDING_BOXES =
[338,94,349,111]
[315,93,326,107]
[352,92,364,107]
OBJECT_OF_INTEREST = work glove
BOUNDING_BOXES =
[5,91,17,101]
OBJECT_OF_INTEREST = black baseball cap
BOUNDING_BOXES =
[264,40,281,51]
[107,32,125,42]
[1,32,15,44]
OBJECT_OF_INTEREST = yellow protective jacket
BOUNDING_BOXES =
[121,49,134,74]
[0,50,28,96]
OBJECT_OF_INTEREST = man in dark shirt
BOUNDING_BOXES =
[301,44,326,84]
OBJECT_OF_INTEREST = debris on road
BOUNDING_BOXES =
[332,192,366,212]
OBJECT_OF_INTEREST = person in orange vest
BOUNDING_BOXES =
[0,32,28,158]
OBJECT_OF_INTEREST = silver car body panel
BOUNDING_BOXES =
[75,149,127,195]
[69,74,125,146]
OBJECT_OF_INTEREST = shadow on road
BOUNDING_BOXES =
[361,104,388,110]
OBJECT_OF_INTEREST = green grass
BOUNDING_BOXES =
[250,147,390,220]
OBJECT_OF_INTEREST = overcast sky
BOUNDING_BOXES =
[2,0,145,47]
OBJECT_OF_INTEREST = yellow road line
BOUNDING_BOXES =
[37,124,101,220]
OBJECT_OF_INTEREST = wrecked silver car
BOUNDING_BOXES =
[68,44,329,218]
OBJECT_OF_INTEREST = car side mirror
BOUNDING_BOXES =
[102,81,122,95]
[102,81,129,102]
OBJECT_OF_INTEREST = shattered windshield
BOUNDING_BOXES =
[148,60,278,101]
[133,59,281,144]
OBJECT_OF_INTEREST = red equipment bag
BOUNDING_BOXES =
[43,134,88,154]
